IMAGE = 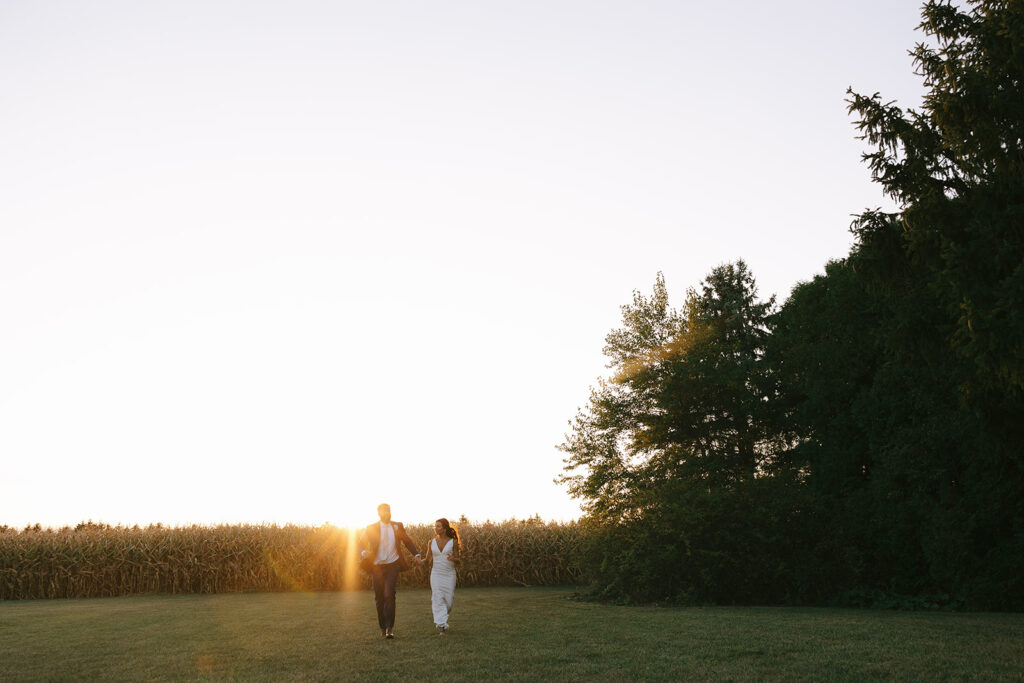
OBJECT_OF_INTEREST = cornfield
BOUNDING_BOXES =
[0,520,585,600]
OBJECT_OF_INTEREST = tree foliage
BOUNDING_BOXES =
[838,0,1024,608]
[848,0,1024,394]
[559,264,775,515]
[560,0,1023,609]
[560,264,821,603]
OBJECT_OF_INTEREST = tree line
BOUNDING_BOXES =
[559,0,1023,610]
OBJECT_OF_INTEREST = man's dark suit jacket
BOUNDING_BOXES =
[359,521,420,573]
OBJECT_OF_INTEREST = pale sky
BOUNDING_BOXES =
[1,1,927,529]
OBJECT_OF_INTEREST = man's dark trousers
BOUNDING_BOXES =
[371,561,401,630]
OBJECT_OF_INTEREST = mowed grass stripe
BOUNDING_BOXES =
[2,588,1022,681]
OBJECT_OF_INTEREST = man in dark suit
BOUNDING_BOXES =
[359,503,422,639]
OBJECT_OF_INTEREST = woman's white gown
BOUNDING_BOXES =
[429,537,456,628]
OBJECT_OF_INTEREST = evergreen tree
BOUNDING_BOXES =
[774,0,1024,608]
[848,0,1024,394]
[561,0,1024,608]
[560,264,811,603]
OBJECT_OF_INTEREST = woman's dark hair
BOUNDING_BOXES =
[436,518,460,552]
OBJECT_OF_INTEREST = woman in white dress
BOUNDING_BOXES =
[428,518,460,635]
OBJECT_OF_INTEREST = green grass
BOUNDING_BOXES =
[1,587,1022,681]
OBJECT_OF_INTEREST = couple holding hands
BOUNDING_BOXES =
[359,503,460,638]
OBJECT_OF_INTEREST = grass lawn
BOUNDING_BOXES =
[1,587,1022,681]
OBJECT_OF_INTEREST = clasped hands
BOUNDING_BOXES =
[359,550,426,565]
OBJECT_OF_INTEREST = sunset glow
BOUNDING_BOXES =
[1,0,924,531]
